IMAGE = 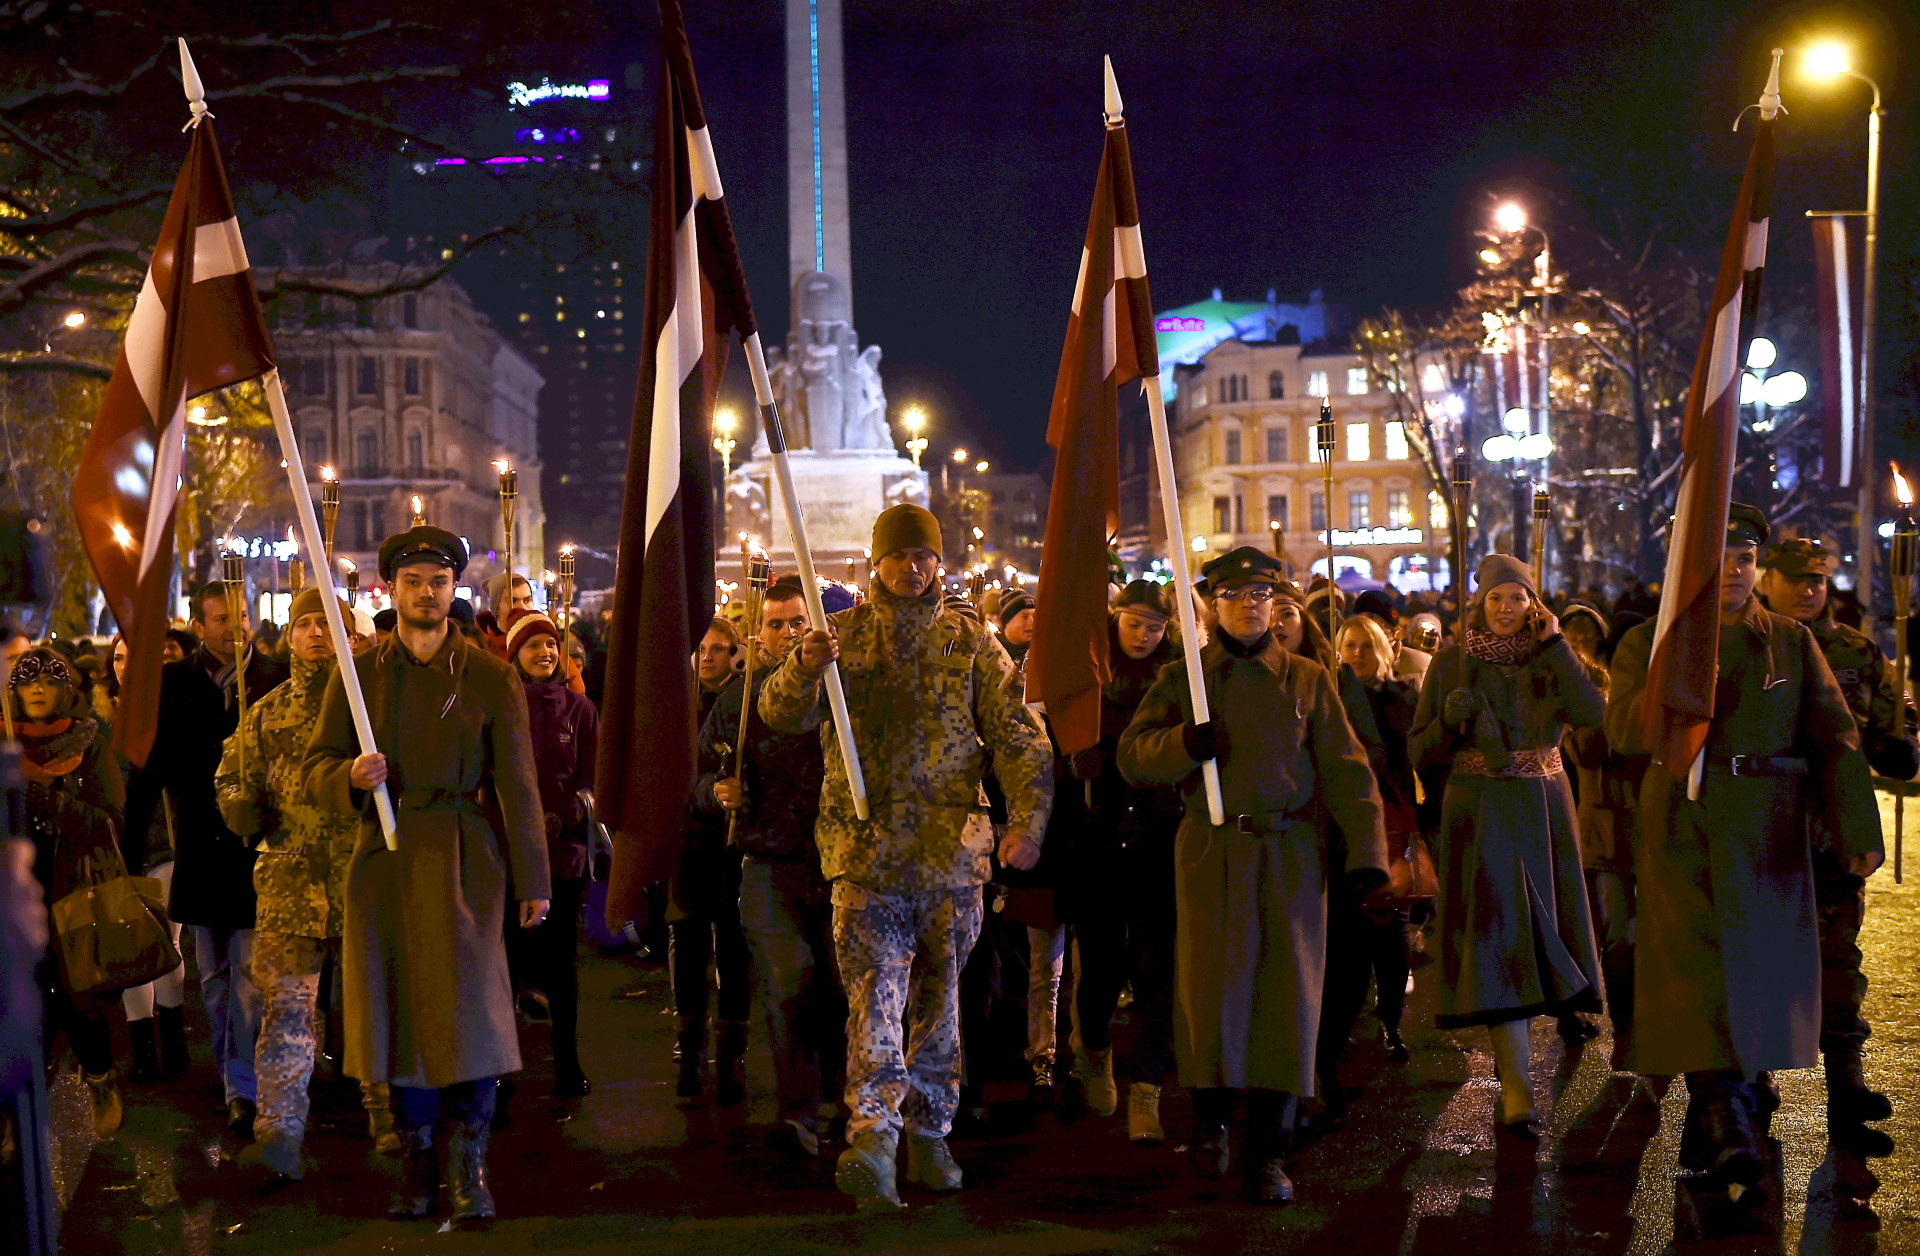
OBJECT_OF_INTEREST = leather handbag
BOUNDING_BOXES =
[50,847,180,999]
[1371,830,1440,909]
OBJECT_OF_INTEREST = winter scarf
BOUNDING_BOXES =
[18,716,96,783]
[1461,624,1541,667]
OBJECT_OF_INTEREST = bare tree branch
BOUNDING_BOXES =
[0,353,112,380]
[0,186,170,235]
[0,239,146,311]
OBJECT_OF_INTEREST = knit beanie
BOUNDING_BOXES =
[997,588,1034,623]
[287,586,351,627]
[502,607,560,658]
[870,503,943,558]
[1474,553,1537,598]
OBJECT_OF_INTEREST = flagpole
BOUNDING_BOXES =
[743,333,871,821]
[263,369,399,848]
[1143,379,1227,826]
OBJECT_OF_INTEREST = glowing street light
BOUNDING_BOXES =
[1492,201,1529,234]
[711,409,738,479]
[1747,336,1778,369]
[61,310,86,329]
[900,405,930,467]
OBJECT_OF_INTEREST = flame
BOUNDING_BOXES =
[340,557,356,572]
[560,543,574,557]
[110,522,134,549]
[493,459,511,473]
[410,494,424,513]
[319,465,337,482]
[1895,463,1914,507]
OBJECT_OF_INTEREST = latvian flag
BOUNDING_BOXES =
[72,108,274,766]
[1642,97,1775,785]
[1026,57,1159,756]
[597,0,756,926]
[1811,214,1864,490]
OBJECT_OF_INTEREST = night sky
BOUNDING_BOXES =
[669,0,1916,469]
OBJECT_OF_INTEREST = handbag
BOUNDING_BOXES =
[1370,830,1440,910]
[50,846,181,999]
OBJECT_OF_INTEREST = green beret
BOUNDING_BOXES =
[1763,537,1835,578]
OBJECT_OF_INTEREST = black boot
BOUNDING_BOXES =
[715,1020,748,1108]
[1242,1090,1297,1204]
[1556,1011,1600,1047]
[156,1005,188,1082]
[1691,1075,1763,1189]
[1824,1046,1893,1124]
[675,1017,706,1099]
[447,1121,496,1222]
[387,1127,440,1219]
[1189,1088,1233,1181]
[1601,943,1635,1070]
[126,1017,159,1084]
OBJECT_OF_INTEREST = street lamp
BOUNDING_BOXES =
[712,409,738,479]
[61,310,85,330]
[901,406,929,467]
[1804,40,1884,612]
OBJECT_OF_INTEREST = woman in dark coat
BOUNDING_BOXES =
[501,608,599,1100]
[1410,554,1606,1137]
[15,647,127,1135]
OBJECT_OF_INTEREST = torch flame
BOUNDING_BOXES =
[410,494,424,513]
[319,465,337,482]
[493,459,511,474]
[340,557,356,573]
[1895,463,1914,507]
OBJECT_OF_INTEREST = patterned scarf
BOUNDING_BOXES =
[17,715,95,783]
[1461,624,1540,667]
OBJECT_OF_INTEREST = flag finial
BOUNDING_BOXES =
[179,38,211,129]
[1758,47,1785,121]
[1103,56,1124,127]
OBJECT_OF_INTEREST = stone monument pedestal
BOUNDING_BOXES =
[726,450,929,576]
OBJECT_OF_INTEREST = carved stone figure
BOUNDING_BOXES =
[763,271,891,455]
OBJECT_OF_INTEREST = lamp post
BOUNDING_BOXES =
[901,405,929,468]
[1891,464,1915,882]
[494,459,518,579]
[1315,398,1337,643]
[1805,42,1883,613]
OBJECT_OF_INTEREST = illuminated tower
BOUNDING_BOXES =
[787,0,852,304]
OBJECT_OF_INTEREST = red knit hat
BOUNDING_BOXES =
[502,607,560,659]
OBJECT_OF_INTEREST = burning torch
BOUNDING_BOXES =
[1892,463,1916,882]
[1531,485,1550,593]
[319,466,340,565]
[1450,450,1472,641]
[727,538,771,847]
[1315,398,1337,644]
[409,494,426,528]
[221,545,249,781]
[557,544,576,638]
[495,460,517,579]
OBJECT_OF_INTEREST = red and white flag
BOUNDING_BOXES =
[1643,83,1777,783]
[1811,214,1864,490]
[596,0,756,926]
[72,111,274,766]
[1026,59,1159,756]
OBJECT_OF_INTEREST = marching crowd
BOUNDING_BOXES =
[7,494,1904,1225]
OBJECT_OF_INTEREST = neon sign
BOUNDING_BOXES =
[1157,317,1205,332]
[1322,526,1424,546]
[507,79,611,108]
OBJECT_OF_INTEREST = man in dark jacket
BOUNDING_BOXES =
[125,580,285,1139]
[696,577,838,1157]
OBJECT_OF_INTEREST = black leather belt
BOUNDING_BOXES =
[1703,755,1807,777]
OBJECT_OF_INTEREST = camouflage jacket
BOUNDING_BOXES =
[215,653,357,938]
[760,584,1054,893]
[1809,614,1920,780]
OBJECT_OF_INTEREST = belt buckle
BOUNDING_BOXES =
[1729,755,1750,777]
[1235,815,1257,834]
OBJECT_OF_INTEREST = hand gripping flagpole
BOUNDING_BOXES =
[1106,59,1224,827]
[741,336,871,821]
[176,41,397,849]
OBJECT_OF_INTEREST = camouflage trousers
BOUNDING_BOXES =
[1812,852,1870,1051]
[832,880,983,1144]
[251,930,330,1149]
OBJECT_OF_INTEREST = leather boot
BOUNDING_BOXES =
[1242,1090,1297,1204]
[387,1126,440,1219]
[1693,1076,1763,1189]
[84,1068,124,1138]
[715,1019,748,1108]
[447,1121,496,1221]
[362,1082,402,1156]
[1601,943,1635,1071]
[126,1017,159,1084]
[835,1130,904,1211]
[156,1005,189,1082]
[675,1017,706,1099]
[1824,1046,1893,1124]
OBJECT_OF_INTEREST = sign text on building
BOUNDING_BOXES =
[1322,526,1424,547]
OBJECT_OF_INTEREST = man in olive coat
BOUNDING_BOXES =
[1607,504,1881,1190]
[1118,546,1388,1204]
[303,527,550,1224]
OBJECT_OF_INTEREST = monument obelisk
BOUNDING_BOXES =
[728,0,927,569]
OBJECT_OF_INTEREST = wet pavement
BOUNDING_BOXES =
[44,790,1920,1254]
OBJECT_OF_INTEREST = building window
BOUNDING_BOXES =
[1213,496,1232,534]
[406,431,424,475]
[1309,491,1327,531]
[1193,385,1207,407]
[401,295,419,329]
[1346,422,1370,462]
[1234,496,1245,533]
[1349,490,1371,527]
[1268,370,1285,400]
[1387,490,1412,527]
[1422,363,1448,393]
[1347,367,1370,395]
[1266,426,1287,463]
[1267,494,1289,529]
[1223,429,1241,465]
[302,427,326,467]
[1430,490,1448,529]
[297,359,327,396]
[355,357,377,395]
[355,429,378,477]
[1384,420,1410,461]
[369,500,387,543]
[1307,370,1329,398]
[402,357,422,395]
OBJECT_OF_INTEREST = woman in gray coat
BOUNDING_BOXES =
[1410,554,1605,1138]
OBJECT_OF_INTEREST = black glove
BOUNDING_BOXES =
[1346,866,1391,905]
[1067,746,1103,782]
[1182,720,1225,763]
[1865,731,1920,783]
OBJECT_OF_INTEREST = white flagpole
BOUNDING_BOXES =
[742,333,871,820]
[263,370,400,848]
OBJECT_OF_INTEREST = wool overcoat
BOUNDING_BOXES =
[1606,600,1881,1075]
[1117,635,1387,1095]
[303,630,551,1089]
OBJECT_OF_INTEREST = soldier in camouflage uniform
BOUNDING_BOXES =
[216,589,371,1180]
[1759,539,1917,1142]
[761,504,1054,1210]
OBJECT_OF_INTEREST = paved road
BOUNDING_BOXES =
[45,792,1920,1254]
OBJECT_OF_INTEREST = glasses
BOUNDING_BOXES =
[1214,586,1275,605]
